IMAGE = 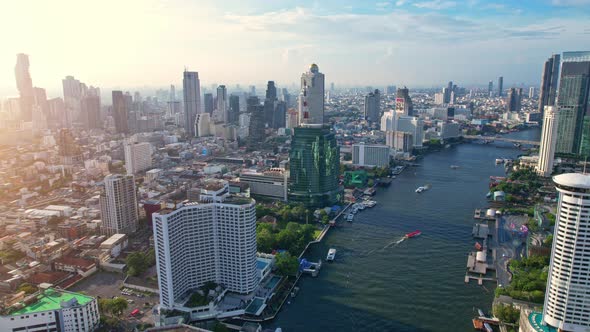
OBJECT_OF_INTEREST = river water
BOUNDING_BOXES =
[267,128,542,332]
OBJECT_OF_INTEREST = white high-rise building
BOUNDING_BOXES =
[124,141,152,175]
[397,116,424,148]
[298,63,325,125]
[183,71,201,137]
[536,106,558,177]
[380,110,398,132]
[543,173,590,331]
[195,112,211,137]
[153,180,259,309]
[100,174,138,236]
[217,85,227,123]
[352,143,390,167]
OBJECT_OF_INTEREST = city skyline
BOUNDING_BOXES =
[2,0,590,97]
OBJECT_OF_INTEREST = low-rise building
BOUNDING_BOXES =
[99,233,128,258]
[352,143,390,167]
[239,169,288,201]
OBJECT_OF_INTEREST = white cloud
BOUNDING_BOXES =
[413,0,457,10]
[395,0,406,6]
[552,0,590,6]
[376,1,391,8]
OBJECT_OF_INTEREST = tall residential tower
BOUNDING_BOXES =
[298,64,325,125]
[538,54,561,116]
[183,71,201,136]
[536,106,558,177]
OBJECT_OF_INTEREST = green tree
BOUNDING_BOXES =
[275,252,299,276]
[17,283,37,295]
[494,304,520,324]
[544,234,553,246]
[256,205,272,219]
[257,228,275,253]
[98,297,128,318]
[126,249,156,277]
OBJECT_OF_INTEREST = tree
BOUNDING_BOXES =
[256,205,273,219]
[494,304,520,324]
[275,252,299,276]
[126,249,156,277]
[98,297,128,318]
[544,234,553,246]
[257,228,275,253]
[17,283,37,295]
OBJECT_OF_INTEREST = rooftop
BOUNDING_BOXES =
[527,312,557,332]
[553,173,590,189]
[10,289,94,316]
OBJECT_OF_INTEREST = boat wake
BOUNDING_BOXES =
[382,237,406,250]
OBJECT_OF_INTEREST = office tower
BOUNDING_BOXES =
[380,110,397,132]
[397,116,424,147]
[488,81,493,96]
[248,96,265,147]
[298,63,325,125]
[195,113,211,137]
[555,52,590,156]
[497,76,503,96]
[99,174,138,236]
[434,92,445,105]
[289,124,341,208]
[529,87,535,99]
[153,180,259,308]
[444,81,453,103]
[183,70,201,136]
[330,82,335,92]
[543,173,590,331]
[228,94,240,125]
[273,101,287,128]
[538,54,561,115]
[169,84,176,101]
[47,97,66,128]
[62,75,83,126]
[124,142,152,175]
[352,143,390,167]
[15,53,34,121]
[203,93,214,114]
[536,106,558,177]
[217,85,227,122]
[506,88,522,112]
[396,87,414,116]
[249,85,256,96]
[33,87,49,116]
[281,88,292,108]
[112,90,129,134]
[385,85,397,95]
[264,81,277,126]
[81,95,101,129]
[0,288,100,332]
[364,89,381,122]
[450,91,456,104]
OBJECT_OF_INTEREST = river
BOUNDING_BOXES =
[267,127,542,332]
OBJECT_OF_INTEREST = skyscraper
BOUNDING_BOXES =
[124,142,152,175]
[183,71,201,136]
[264,81,277,126]
[99,174,138,236]
[229,94,240,125]
[289,124,341,208]
[396,87,414,116]
[497,76,504,97]
[488,81,493,97]
[364,89,381,122]
[216,85,227,122]
[273,101,287,129]
[112,91,129,134]
[15,53,34,122]
[203,93,214,114]
[506,88,522,112]
[538,54,561,115]
[81,94,101,129]
[62,75,83,126]
[529,87,535,99]
[153,180,259,309]
[536,106,558,177]
[543,173,590,330]
[555,51,590,156]
[169,84,176,102]
[298,64,325,125]
[247,96,265,147]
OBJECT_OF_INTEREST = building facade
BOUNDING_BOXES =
[298,64,325,125]
[364,89,381,122]
[153,181,259,308]
[124,142,152,175]
[240,169,288,201]
[183,71,201,137]
[100,174,138,236]
[216,85,227,123]
[543,173,590,331]
[536,106,559,177]
[352,143,390,167]
[289,124,341,208]
[538,54,561,116]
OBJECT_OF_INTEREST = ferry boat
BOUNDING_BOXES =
[415,187,425,193]
[326,248,336,261]
[346,214,354,222]
[405,230,422,238]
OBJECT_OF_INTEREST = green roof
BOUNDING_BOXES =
[528,311,557,332]
[11,289,93,316]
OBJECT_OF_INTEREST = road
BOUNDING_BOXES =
[493,215,527,288]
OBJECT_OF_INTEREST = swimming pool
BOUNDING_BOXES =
[264,275,282,290]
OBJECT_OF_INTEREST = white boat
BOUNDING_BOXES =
[416,187,425,193]
[346,214,354,222]
[326,248,336,261]
[495,158,504,164]
[364,200,377,208]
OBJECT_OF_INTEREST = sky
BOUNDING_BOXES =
[1,0,590,98]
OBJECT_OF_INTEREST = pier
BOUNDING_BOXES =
[462,135,540,146]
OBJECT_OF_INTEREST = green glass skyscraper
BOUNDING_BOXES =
[555,51,590,156]
[289,124,341,208]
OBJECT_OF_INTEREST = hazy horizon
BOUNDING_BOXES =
[2,0,590,99]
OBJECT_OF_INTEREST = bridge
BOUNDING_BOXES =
[463,135,540,146]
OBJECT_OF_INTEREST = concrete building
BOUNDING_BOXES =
[195,113,211,137]
[397,116,424,147]
[152,180,259,308]
[386,131,413,153]
[112,90,129,134]
[543,173,590,331]
[100,174,138,236]
[396,87,413,116]
[298,64,325,125]
[497,76,503,97]
[438,122,461,140]
[352,143,390,167]
[380,110,397,132]
[0,288,100,332]
[364,89,381,122]
[240,169,288,201]
[536,106,559,177]
[124,141,152,175]
[15,53,34,122]
[538,54,560,116]
[183,71,201,137]
[203,93,214,114]
[216,85,227,123]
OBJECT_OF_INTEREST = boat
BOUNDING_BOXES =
[326,248,336,261]
[364,200,377,208]
[405,230,421,238]
[415,187,425,193]
[495,158,504,164]
[450,165,459,169]
[346,214,354,222]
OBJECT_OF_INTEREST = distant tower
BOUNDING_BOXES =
[538,54,560,116]
[364,89,381,122]
[217,85,228,123]
[112,91,129,134]
[183,70,201,137]
[229,94,240,125]
[247,96,265,147]
[124,142,152,175]
[497,76,503,97]
[298,63,325,125]
[536,106,558,177]
[543,172,590,330]
[528,87,535,99]
[488,81,493,97]
[203,93,214,114]
[506,88,522,112]
[14,53,34,122]
[99,174,138,236]
[396,87,414,116]
[264,81,278,126]
[169,84,176,102]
